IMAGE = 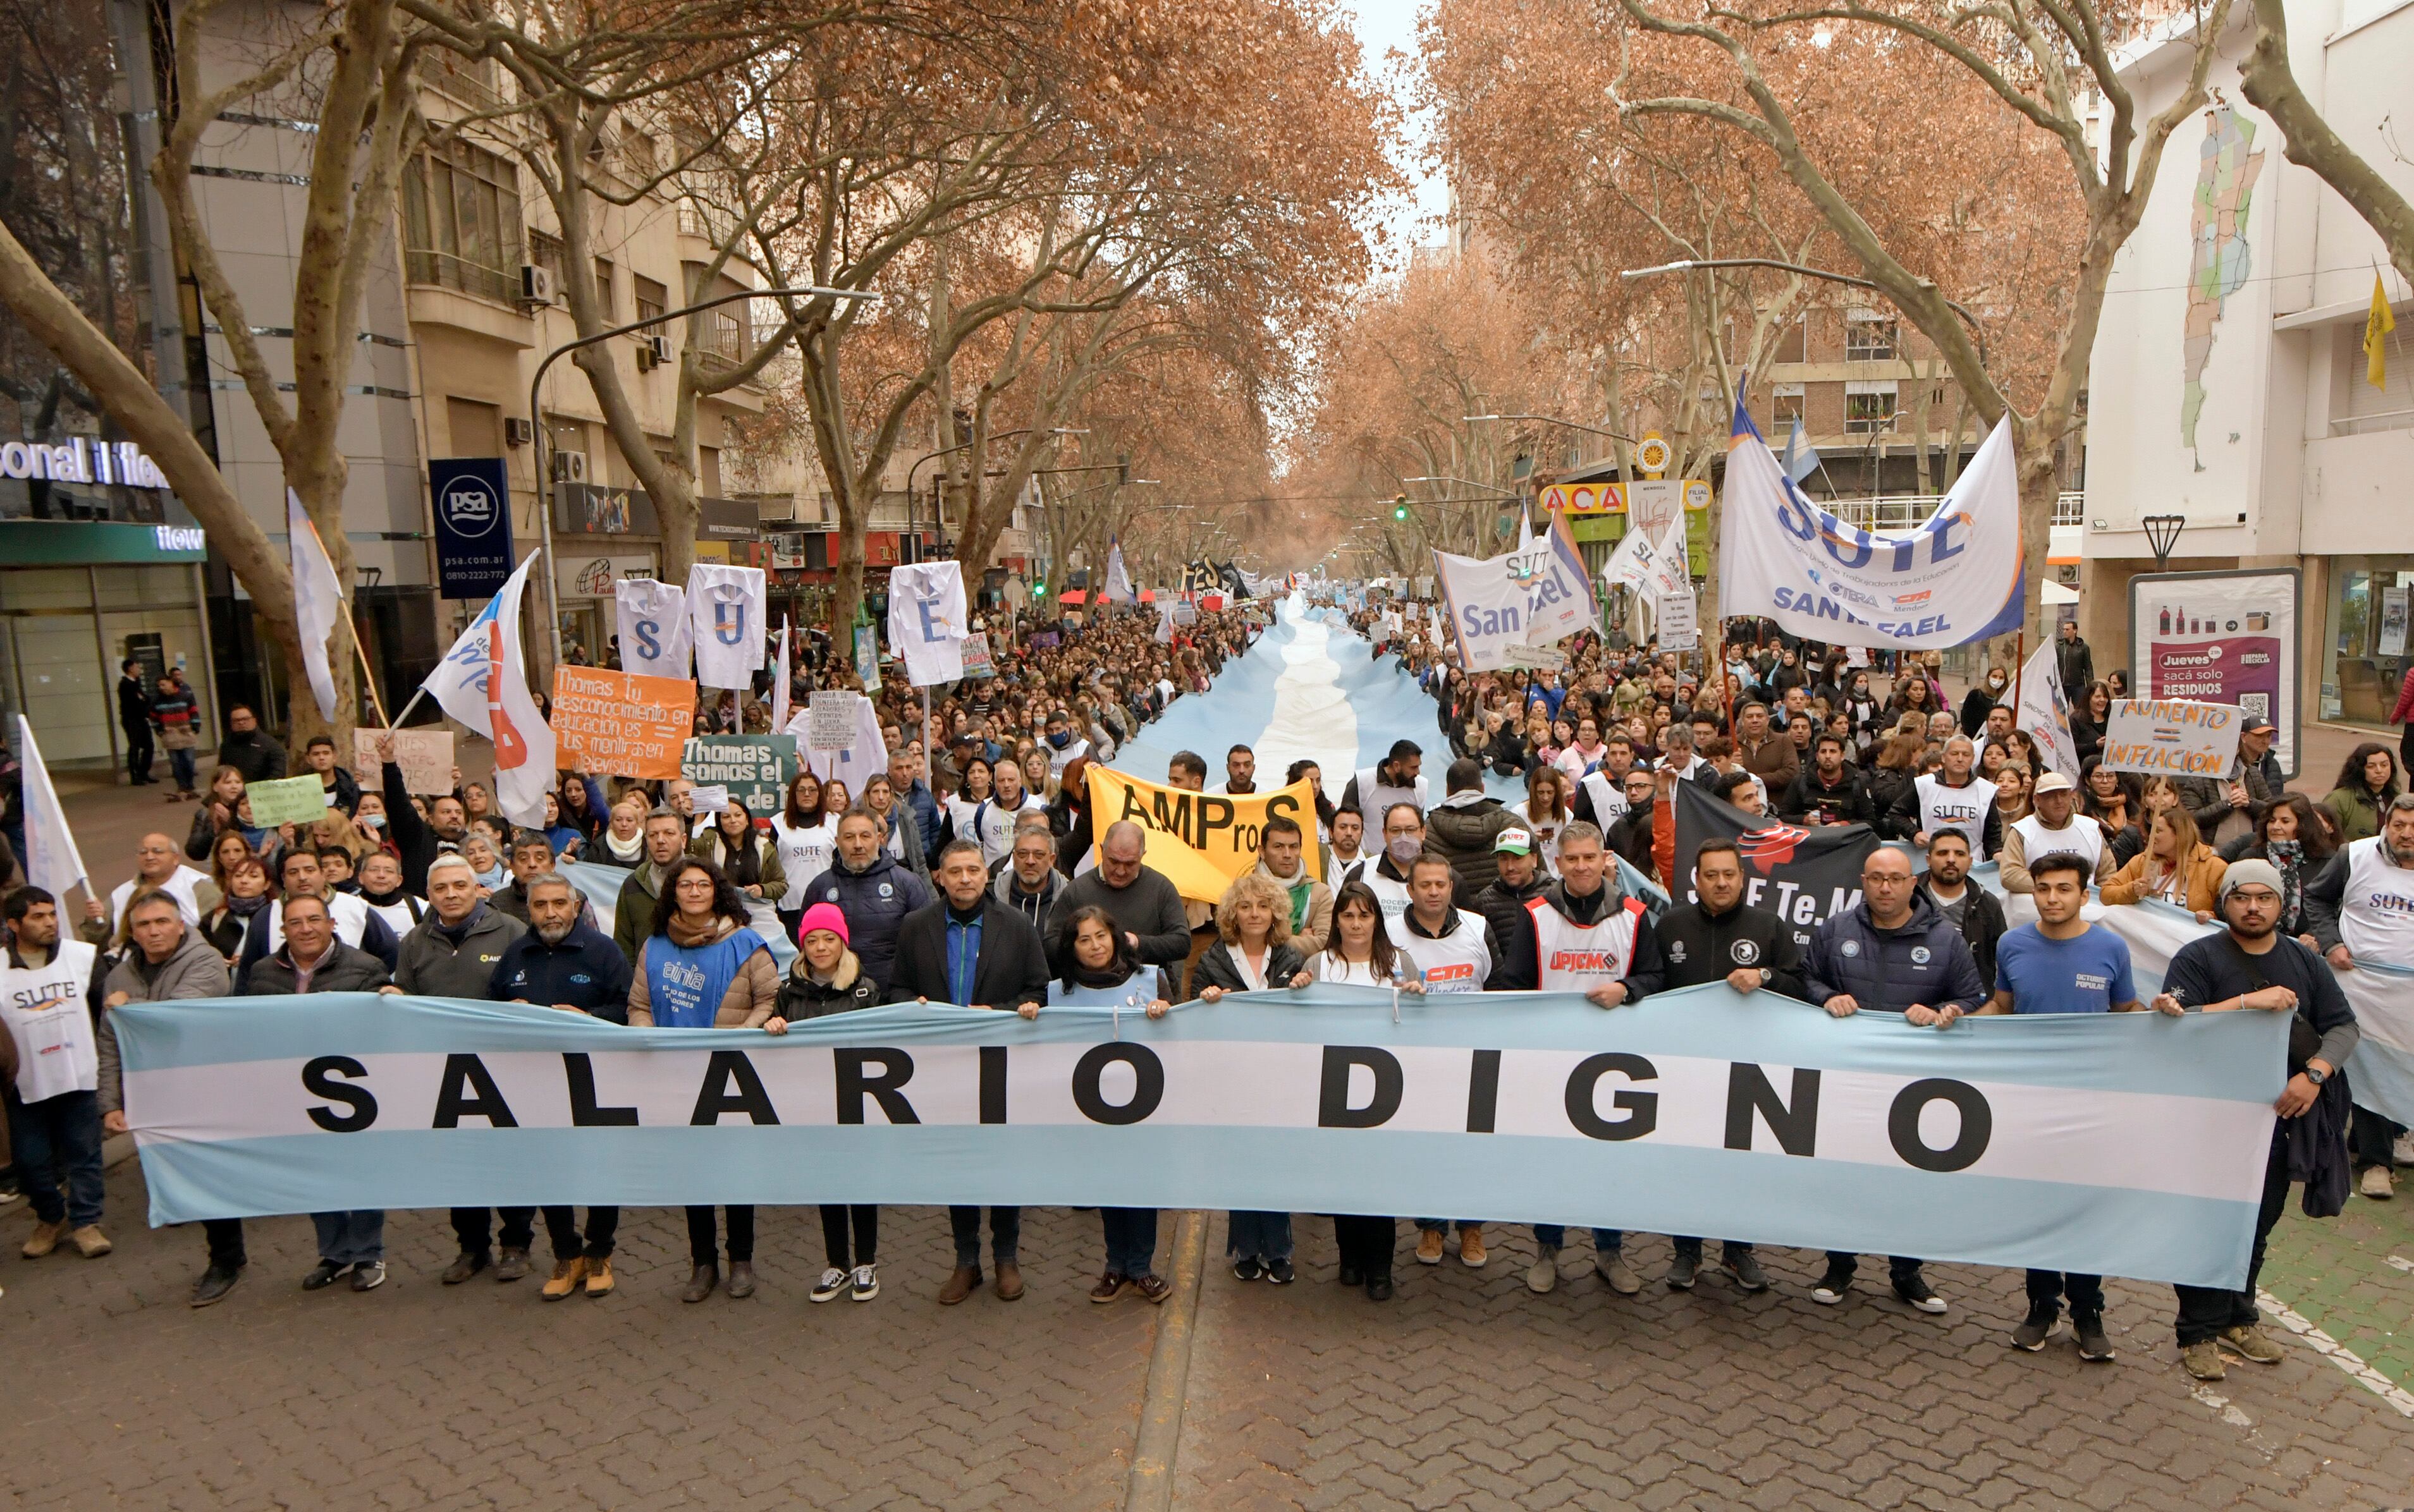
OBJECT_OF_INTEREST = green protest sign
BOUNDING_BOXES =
[681,735,797,819]
[246,774,331,827]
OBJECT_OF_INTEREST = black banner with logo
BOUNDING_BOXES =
[1672,779,1878,949]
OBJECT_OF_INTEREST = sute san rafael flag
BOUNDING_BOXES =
[1721,389,2024,649]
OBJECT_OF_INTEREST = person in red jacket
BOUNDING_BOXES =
[2391,661,2414,778]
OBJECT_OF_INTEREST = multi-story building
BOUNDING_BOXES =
[2082,1,2414,746]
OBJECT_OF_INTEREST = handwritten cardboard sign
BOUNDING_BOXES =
[551,665,694,779]
[2100,698,2243,777]
[352,728,455,796]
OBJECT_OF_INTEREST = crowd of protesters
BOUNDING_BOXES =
[3,592,2402,1388]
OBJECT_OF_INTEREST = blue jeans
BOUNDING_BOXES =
[1227,1210,1292,1261]
[1101,1208,1159,1277]
[9,1089,105,1228]
[950,1205,1019,1268]
[312,1210,384,1265]
[169,747,197,791]
[1826,1252,1923,1289]
[1533,1225,1621,1253]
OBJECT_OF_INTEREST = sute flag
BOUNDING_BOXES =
[422,551,554,826]
[287,489,344,721]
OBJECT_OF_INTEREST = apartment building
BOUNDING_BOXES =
[2081,0,2414,740]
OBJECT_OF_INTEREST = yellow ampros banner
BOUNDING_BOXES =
[1084,768,1323,905]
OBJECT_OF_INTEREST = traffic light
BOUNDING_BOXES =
[1391,494,1409,521]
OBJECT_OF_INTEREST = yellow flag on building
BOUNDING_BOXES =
[1082,767,1323,904]
[2368,274,2397,390]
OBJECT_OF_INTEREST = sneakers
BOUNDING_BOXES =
[1721,1252,1770,1293]
[300,1259,350,1291]
[812,1267,850,1303]
[1266,1257,1296,1285]
[441,1250,490,1285]
[2181,1339,2226,1380]
[584,1257,614,1298]
[1091,1271,1131,1303]
[494,1247,530,1282]
[2394,1131,2414,1166]
[1233,1255,1263,1282]
[1596,1253,1641,1295]
[2011,1315,2055,1352]
[1894,1276,1949,1315]
[350,1260,386,1291]
[1811,1267,1852,1306]
[68,1224,112,1258]
[1665,1252,1700,1291]
[190,1264,242,1308]
[2219,1324,2284,1364]
[1414,1229,1445,1265]
[2361,1166,2396,1200]
[1528,1248,1560,1294]
[21,1219,64,1259]
[2074,1318,2115,1362]
[1458,1227,1487,1268]
[850,1263,879,1302]
[542,1257,588,1300]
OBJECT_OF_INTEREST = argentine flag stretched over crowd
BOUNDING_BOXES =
[423,551,554,828]
[1720,386,2024,650]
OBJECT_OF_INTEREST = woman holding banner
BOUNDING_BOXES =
[1048,906,1177,1305]
[1306,881,1422,1302]
[1192,874,1313,1285]
[627,857,779,1303]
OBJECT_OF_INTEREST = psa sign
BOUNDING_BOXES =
[429,458,514,601]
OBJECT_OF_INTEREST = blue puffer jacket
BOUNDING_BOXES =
[1801,893,1987,1015]
[799,850,934,994]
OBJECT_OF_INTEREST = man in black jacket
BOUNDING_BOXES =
[2054,619,2094,697]
[1474,827,1548,952]
[889,840,1051,1307]
[216,703,287,784]
[488,873,633,1300]
[1650,837,1805,1293]
[1426,757,1514,894]
[116,657,155,785]
[1912,829,2006,988]
[1780,733,1874,827]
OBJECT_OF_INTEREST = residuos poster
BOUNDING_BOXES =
[2126,568,2299,776]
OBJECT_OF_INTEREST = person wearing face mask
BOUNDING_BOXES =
[1042,709,1088,778]
[1356,802,1480,924]
[489,872,632,1300]
[1961,665,2011,738]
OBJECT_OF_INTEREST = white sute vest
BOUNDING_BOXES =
[2340,836,2414,968]
[108,866,207,933]
[1580,771,1631,827]
[2011,814,2103,875]
[0,941,99,1101]
[1047,736,1089,778]
[1355,764,1430,832]
[365,895,424,936]
[771,815,836,895]
[1361,867,1412,923]
[950,793,1044,868]
[1387,908,1492,992]
[1915,774,1997,854]
[1526,894,1647,991]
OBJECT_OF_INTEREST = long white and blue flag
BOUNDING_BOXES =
[118,984,2285,1288]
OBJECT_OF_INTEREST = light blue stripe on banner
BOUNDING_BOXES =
[1106,607,1296,783]
[114,985,2290,1104]
[133,1126,2261,1291]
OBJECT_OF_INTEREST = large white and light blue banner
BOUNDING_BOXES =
[1721,399,2025,649]
[120,986,2285,1288]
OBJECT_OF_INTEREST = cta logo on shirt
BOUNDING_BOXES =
[1421,963,1478,984]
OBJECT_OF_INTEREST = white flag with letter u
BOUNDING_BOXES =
[688,564,768,687]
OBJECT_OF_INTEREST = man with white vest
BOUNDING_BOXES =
[1887,735,2002,859]
[2305,791,2414,1198]
[1487,822,1666,1293]
[1996,772,2115,894]
[1339,740,1428,835]
[75,831,207,944]
[1571,733,1640,830]
[1,886,109,1260]
[1388,848,1502,1270]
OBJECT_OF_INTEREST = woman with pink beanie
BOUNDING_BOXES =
[769,902,883,1302]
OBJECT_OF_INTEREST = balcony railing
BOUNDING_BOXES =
[1820,491,2085,529]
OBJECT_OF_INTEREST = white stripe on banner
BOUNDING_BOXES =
[117,985,2288,1287]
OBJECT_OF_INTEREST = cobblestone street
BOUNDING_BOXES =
[10,1161,2413,1509]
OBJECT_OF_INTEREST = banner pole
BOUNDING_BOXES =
[386,686,429,731]
[346,607,392,729]
[2012,629,2026,712]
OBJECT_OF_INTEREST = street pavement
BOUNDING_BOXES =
[8,1161,2414,1509]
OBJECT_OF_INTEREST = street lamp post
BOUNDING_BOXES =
[529,283,881,667]
[905,427,1089,561]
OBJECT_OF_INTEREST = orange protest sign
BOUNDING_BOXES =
[551,665,694,778]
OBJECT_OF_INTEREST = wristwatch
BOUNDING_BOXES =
[2305,1066,2329,1085]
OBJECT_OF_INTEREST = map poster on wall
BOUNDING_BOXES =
[2128,567,2300,777]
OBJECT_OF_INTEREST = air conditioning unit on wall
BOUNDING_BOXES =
[549,450,589,484]
[637,334,673,370]
[518,265,554,305]
[503,417,534,448]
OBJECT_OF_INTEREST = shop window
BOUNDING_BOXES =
[402,140,525,304]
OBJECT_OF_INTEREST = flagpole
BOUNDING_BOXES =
[346,607,391,728]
